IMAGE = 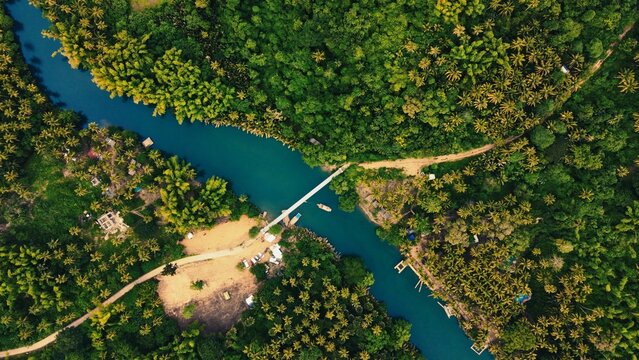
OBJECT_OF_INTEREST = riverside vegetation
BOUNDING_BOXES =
[0,4,420,358]
[31,0,637,165]
[5,0,639,358]
[347,26,639,359]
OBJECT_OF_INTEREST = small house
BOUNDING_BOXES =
[428,174,436,181]
[97,211,128,234]
[264,233,276,243]
[245,295,254,307]
[90,177,101,187]
[378,210,392,220]
[270,244,283,260]
[560,65,570,74]
[128,159,138,176]
[142,137,154,148]
[105,138,116,147]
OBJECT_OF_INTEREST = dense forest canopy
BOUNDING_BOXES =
[3,0,639,358]
[34,230,420,359]
[0,4,420,357]
[30,0,638,165]
[364,27,639,358]
[0,2,242,349]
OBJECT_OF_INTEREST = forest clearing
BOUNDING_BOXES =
[158,216,269,332]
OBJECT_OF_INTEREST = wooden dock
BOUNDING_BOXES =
[471,343,488,355]
[394,260,407,273]
[394,259,437,294]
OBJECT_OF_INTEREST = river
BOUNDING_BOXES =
[6,1,492,358]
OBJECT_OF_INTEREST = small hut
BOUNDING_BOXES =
[97,211,128,234]
[142,137,154,148]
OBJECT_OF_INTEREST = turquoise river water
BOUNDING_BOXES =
[6,1,493,358]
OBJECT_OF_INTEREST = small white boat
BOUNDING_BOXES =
[317,203,332,212]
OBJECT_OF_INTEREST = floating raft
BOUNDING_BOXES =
[142,137,154,148]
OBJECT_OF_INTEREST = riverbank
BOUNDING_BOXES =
[405,246,499,350]
[6,1,494,357]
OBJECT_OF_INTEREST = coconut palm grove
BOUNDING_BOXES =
[1,0,639,358]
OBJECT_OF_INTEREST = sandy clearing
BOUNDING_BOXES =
[158,218,275,332]
[181,215,258,255]
[159,256,259,332]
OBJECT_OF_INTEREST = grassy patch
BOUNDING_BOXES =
[12,155,95,245]
[130,0,166,12]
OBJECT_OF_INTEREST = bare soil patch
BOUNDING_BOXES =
[138,188,159,206]
[360,136,519,176]
[157,253,262,332]
[158,218,272,332]
[181,215,258,255]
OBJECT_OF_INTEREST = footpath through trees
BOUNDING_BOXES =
[0,243,256,357]
[360,23,635,176]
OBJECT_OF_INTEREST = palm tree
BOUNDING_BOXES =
[617,69,638,93]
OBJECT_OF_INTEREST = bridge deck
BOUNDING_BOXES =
[260,164,349,234]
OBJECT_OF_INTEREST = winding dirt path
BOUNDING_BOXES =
[1,239,260,358]
[585,24,635,79]
[3,20,635,360]
[360,23,635,176]
[360,136,520,176]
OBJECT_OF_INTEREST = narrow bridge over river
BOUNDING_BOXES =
[260,163,350,234]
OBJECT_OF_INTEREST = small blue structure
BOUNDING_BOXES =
[514,293,531,304]
[406,229,416,241]
[134,186,142,193]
